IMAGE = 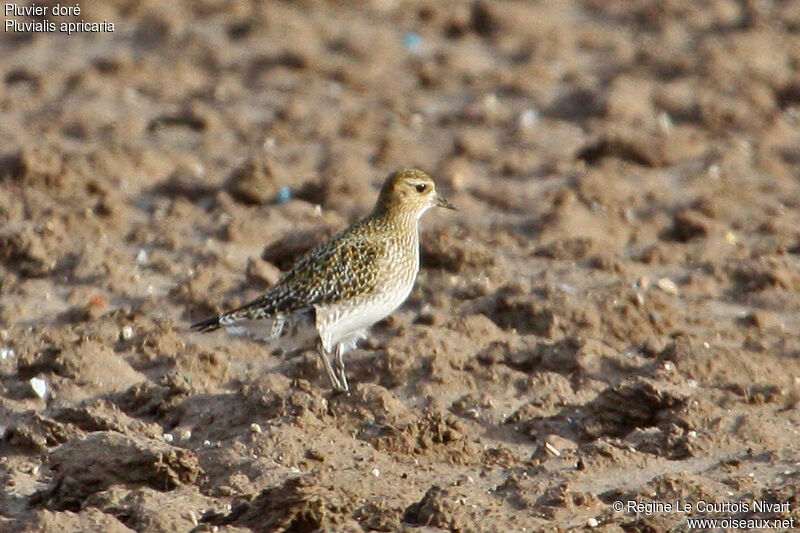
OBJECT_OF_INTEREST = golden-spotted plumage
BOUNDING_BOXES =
[192,169,456,391]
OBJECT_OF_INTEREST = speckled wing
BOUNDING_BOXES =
[215,225,387,326]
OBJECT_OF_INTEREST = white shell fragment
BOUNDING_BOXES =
[544,441,561,457]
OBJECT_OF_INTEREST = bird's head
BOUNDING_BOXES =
[375,169,456,220]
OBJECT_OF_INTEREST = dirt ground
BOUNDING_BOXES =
[2,1,800,531]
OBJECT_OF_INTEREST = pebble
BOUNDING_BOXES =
[120,326,134,340]
[29,376,48,398]
[587,517,599,527]
[655,277,679,295]
[635,292,646,306]
[250,423,262,434]
[402,31,422,53]
[658,111,673,133]
[163,433,174,443]
[519,108,539,129]
[371,468,381,478]
[0,347,15,360]
[136,249,149,263]
[276,185,292,204]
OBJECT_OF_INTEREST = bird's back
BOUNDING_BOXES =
[192,214,410,331]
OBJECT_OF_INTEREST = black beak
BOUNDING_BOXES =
[437,195,457,210]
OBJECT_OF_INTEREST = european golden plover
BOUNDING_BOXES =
[191,169,456,392]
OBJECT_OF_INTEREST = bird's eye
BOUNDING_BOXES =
[415,183,426,193]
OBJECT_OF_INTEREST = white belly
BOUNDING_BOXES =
[316,281,414,354]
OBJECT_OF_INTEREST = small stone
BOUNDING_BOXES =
[587,517,599,527]
[120,326,134,340]
[658,111,673,133]
[305,448,325,461]
[163,433,174,443]
[250,423,262,434]
[136,249,149,263]
[227,157,281,205]
[402,31,422,53]
[276,185,292,205]
[642,336,667,356]
[29,376,48,398]
[519,108,539,130]
[0,347,15,360]
[655,277,679,295]
[371,468,381,478]
[745,310,778,330]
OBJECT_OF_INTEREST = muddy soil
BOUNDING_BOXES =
[2,1,800,531]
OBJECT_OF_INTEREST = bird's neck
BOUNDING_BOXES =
[369,204,421,235]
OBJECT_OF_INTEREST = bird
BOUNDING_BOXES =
[191,169,457,392]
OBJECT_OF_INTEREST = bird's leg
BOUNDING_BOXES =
[334,343,348,392]
[316,340,346,392]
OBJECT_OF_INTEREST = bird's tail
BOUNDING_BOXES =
[190,315,222,332]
